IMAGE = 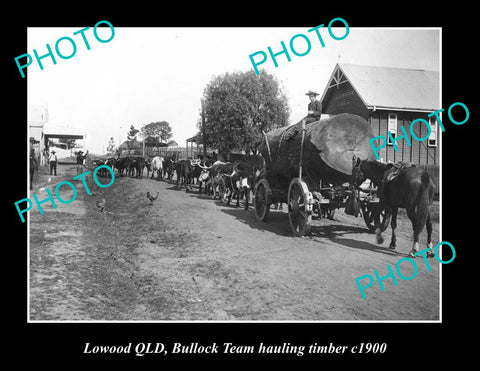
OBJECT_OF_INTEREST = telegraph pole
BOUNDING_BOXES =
[201,99,207,157]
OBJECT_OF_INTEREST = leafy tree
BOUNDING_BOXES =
[200,70,290,156]
[140,121,173,147]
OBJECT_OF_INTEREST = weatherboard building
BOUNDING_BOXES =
[319,63,440,166]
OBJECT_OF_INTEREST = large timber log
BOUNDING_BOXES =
[259,113,376,189]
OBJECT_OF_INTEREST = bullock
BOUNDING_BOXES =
[105,157,117,170]
[96,157,117,177]
[150,156,164,180]
[162,156,176,181]
[197,168,211,194]
[145,158,152,178]
[224,157,265,210]
[92,159,110,178]
[195,159,215,194]
[174,159,193,190]
[115,157,131,177]
[128,156,137,177]
[208,161,234,199]
[132,157,146,178]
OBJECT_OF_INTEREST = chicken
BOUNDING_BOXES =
[95,197,106,212]
[146,191,159,205]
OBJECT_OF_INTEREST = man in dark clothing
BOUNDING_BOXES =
[305,90,322,123]
[284,90,323,142]
[76,150,89,165]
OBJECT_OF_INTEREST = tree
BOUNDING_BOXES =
[106,137,116,155]
[200,70,290,156]
[126,125,139,151]
[140,121,173,147]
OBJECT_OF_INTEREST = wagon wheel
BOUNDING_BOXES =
[288,178,313,236]
[254,179,272,222]
[361,201,391,232]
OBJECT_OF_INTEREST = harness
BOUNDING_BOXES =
[382,162,416,183]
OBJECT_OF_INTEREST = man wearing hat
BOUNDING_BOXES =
[48,150,58,176]
[305,90,322,123]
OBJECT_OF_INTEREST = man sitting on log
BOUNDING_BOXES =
[284,90,323,141]
[304,90,322,124]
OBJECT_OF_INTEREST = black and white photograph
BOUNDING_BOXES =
[26,25,441,322]
[8,7,474,364]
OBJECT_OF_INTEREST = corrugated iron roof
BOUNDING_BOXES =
[322,63,440,112]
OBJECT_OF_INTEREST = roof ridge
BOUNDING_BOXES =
[320,63,440,111]
[338,62,439,73]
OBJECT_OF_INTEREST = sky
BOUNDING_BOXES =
[27,26,440,154]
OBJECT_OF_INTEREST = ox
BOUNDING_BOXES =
[174,159,193,190]
[150,156,164,180]
[115,157,131,177]
[105,157,117,170]
[195,159,215,194]
[145,159,151,178]
[94,157,117,177]
[224,156,265,210]
[128,156,137,177]
[132,157,146,178]
[162,156,175,181]
[207,161,234,200]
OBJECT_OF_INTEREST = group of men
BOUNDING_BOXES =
[29,141,88,178]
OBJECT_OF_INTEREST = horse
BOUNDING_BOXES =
[351,156,435,258]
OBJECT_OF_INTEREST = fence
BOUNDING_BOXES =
[120,146,201,161]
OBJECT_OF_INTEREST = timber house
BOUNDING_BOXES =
[320,63,440,166]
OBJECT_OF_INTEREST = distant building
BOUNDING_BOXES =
[28,103,86,164]
[320,63,440,165]
[29,104,49,144]
[118,140,170,157]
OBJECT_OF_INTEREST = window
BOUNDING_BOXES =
[387,113,397,145]
[428,116,438,147]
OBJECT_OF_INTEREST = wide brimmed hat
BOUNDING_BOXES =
[305,90,319,96]
[51,150,56,153]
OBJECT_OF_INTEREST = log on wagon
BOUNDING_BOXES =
[254,113,389,236]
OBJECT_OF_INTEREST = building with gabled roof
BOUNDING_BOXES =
[320,63,440,166]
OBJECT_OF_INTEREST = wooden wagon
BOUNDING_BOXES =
[254,113,390,236]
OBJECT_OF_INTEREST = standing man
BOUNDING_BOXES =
[76,150,89,165]
[304,90,322,123]
[49,150,58,176]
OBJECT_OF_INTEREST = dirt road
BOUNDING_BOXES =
[29,164,440,321]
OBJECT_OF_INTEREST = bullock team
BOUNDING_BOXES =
[93,155,265,210]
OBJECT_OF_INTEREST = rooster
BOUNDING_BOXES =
[95,197,106,212]
[146,191,159,205]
